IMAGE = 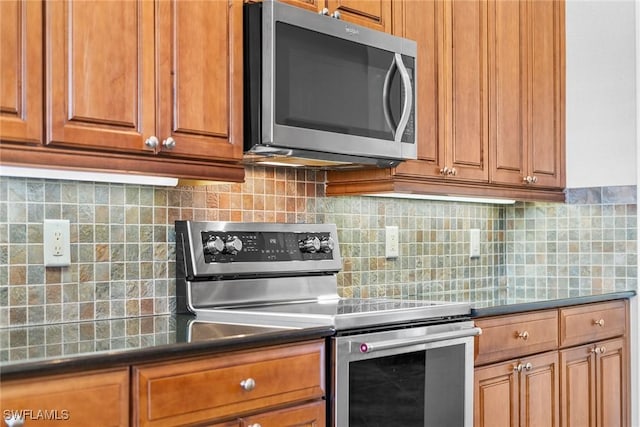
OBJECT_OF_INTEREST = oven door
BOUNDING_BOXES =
[332,321,481,427]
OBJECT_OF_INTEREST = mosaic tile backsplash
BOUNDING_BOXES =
[0,167,637,329]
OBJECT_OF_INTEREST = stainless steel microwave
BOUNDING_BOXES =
[243,0,417,169]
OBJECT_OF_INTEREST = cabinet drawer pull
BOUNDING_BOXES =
[440,167,449,176]
[144,135,159,149]
[162,137,176,150]
[248,424,262,427]
[240,378,256,391]
[516,331,529,341]
[593,318,605,327]
[513,362,532,372]
[590,346,607,354]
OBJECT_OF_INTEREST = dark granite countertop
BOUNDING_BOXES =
[0,314,334,381]
[471,290,636,318]
[2,290,636,380]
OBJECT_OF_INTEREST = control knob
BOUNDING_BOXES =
[319,237,335,253]
[204,236,224,254]
[224,235,243,255]
[299,236,321,253]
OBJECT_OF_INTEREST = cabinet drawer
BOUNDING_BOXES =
[474,310,558,365]
[132,340,325,427]
[559,300,627,348]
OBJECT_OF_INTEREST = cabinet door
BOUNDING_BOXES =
[155,0,243,161]
[596,338,627,427]
[526,0,564,188]
[1,368,129,427]
[520,352,560,427]
[0,0,42,144]
[46,0,155,153]
[560,343,597,427]
[392,0,444,179]
[442,0,489,182]
[326,0,392,33]
[279,0,324,13]
[488,0,526,186]
[241,401,325,427]
[474,360,519,427]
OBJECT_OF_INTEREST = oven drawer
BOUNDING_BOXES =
[559,300,627,348]
[132,340,325,427]
[474,310,558,365]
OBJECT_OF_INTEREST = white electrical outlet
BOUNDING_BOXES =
[470,228,480,258]
[44,219,71,267]
[385,226,399,259]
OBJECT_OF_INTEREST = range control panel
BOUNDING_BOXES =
[201,230,335,263]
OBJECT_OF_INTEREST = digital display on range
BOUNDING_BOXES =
[201,231,333,263]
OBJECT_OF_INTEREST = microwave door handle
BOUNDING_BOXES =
[394,53,413,143]
[382,56,398,139]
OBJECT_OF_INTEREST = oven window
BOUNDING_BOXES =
[348,345,466,427]
[275,22,414,143]
[349,351,425,426]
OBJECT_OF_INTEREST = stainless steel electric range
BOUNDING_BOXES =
[175,221,480,427]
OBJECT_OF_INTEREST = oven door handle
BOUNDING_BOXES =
[356,327,482,354]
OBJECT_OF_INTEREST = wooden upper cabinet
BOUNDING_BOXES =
[45,0,155,153]
[45,0,243,162]
[527,0,564,188]
[284,0,392,33]
[488,0,527,186]
[326,0,392,33]
[0,0,42,144]
[443,0,489,181]
[155,0,243,161]
[392,0,441,173]
[395,0,489,182]
[326,0,565,201]
[489,0,565,188]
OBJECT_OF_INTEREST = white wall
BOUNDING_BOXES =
[565,0,637,188]
[568,2,638,424]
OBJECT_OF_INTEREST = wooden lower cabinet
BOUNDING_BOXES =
[474,300,629,427]
[474,351,559,427]
[560,337,627,427]
[208,401,325,427]
[132,340,325,427]
[240,400,325,427]
[0,368,129,427]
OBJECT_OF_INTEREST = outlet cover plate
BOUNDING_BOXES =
[385,226,399,259]
[470,228,480,258]
[44,219,71,267]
